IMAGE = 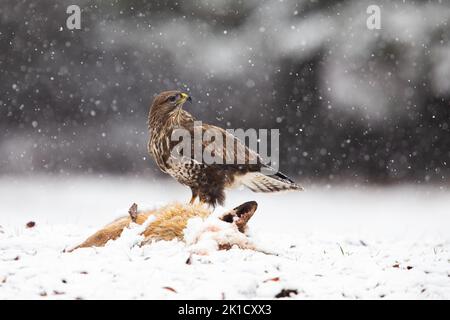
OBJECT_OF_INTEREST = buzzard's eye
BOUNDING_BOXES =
[168,95,177,102]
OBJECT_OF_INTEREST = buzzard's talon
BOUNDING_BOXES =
[197,199,207,207]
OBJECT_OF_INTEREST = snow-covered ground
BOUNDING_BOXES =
[0,176,449,299]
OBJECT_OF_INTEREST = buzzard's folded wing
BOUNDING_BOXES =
[193,124,262,166]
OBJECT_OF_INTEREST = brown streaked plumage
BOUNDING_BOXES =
[147,90,303,207]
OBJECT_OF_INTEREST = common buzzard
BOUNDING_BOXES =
[148,90,303,207]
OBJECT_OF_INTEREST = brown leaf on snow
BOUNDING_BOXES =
[263,277,280,283]
[275,289,298,298]
[162,286,177,293]
[26,221,36,228]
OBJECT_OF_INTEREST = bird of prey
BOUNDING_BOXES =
[147,90,303,207]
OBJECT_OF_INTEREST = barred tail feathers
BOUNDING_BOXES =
[241,171,304,193]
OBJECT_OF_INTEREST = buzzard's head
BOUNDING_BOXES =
[150,90,192,114]
[148,90,193,130]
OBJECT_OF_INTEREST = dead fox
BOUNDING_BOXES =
[69,201,258,253]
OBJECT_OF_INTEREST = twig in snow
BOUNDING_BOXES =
[337,243,345,256]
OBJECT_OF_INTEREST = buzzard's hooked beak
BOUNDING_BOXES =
[178,93,192,106]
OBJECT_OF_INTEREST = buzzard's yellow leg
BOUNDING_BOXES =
[189,195,197,205]
[189,189,198,205]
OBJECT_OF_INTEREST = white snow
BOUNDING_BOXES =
[0,176,449,299]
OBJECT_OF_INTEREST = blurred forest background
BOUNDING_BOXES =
[0,0,449,185]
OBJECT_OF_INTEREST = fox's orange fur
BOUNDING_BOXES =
[70,203,210,251]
